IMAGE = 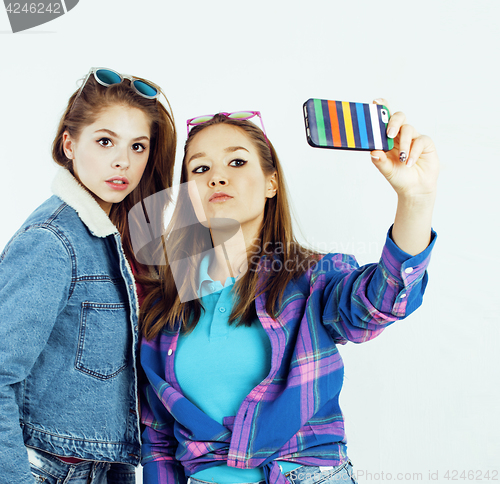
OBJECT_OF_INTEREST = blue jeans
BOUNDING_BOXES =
[27,447,136,484]
[187,461,358,484]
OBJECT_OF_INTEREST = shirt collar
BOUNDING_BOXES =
[197,253,235,297]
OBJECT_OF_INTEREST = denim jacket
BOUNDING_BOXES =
[0,168,141,484]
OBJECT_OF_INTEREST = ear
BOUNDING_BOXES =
[266,172,278,199]
[62,131,76,160]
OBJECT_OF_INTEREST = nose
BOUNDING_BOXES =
[112,147,130,170]
[209,172,228,187]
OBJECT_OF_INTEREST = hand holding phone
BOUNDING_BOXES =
[303,98,394,152]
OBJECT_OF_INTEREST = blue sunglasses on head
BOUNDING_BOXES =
[71,67,160,110]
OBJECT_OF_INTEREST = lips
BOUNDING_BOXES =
[209,192,233,203]
[105,176,130,191]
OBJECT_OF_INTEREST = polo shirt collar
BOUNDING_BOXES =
[197,253,235,297]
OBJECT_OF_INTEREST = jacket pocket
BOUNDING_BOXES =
[75,302,130,380]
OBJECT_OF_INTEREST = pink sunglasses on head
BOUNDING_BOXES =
[186,111,268,146]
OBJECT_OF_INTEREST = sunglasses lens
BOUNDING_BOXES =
[133,80,158,98]
[189,115,214,125]
[95,69,121,86]
[228,111,255,120]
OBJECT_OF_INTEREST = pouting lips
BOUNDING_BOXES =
[209,192,233,202]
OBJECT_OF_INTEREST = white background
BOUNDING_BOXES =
[1,0,499,482]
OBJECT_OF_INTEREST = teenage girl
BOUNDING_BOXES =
[138,103,438,484]
[0,68,176,484]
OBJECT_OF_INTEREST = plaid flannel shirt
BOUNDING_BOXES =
[140,228,436,484]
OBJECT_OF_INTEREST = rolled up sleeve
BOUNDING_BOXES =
[319,227,437,344]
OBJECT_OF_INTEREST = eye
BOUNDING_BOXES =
[132,143,147,153]
[98,137,113,147]
[229,158,247,167]
[192,165,209,174]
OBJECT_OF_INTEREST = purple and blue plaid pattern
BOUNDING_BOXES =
[140,228,436,484]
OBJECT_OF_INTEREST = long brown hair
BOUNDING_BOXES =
[52,72,177,263]
[140,114,319,340]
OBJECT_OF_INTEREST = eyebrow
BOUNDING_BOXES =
[94,129,150,142]
[187,146,249,165]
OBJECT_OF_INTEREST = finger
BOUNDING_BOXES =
[370,149,386,161]
[373,99,403,137]
[398,124,419,164]
[373,98,391,113]
[385,111,407,139]
[407,134,433,168]
[370,149,393,177]
[373,99,409,144]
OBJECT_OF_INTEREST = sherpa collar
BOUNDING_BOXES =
[51,168,118,238]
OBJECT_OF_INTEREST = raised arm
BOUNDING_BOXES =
[370,99,439,256]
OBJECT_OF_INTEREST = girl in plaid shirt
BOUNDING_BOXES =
[138,102,438,484]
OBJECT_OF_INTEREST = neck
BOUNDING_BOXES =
[207,224,258,285]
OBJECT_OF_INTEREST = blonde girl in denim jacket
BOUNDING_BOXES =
[0,68,176,484]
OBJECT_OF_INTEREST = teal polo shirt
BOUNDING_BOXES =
[175,255,298,482]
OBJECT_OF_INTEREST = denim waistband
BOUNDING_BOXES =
[26,447,136,481]
[27,447,108,480]
[187,461,356,484]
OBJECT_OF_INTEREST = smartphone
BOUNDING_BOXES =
[303,98,394,152]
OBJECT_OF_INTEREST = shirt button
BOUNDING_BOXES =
[219,307,226,313]
[209,284,215,291]
[400,293,407,298]
[404,267,414,274]
[167,349,173,356]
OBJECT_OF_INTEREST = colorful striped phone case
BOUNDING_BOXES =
[304,99,394,152]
